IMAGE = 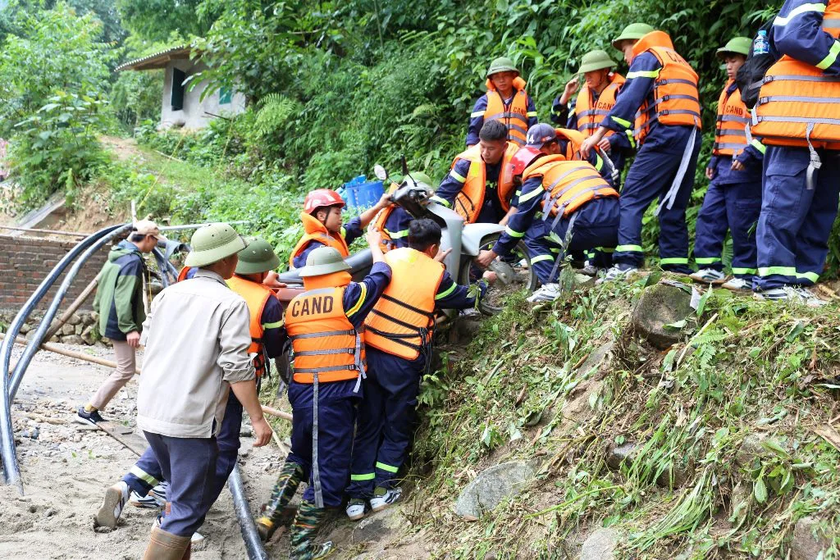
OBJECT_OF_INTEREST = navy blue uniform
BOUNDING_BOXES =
[436,158,506,223]
[467,94,538,147]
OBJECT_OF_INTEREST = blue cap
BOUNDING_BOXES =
[525,123,557,147]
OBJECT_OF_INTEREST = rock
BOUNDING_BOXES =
[574,273,596,288]
[67,313,82,326]
[574,341,614,377]
[60,324,75,336]
[81,325,95,345]
[735,434,767,468]
[74,323,83,335]
[62,335,84,346]
[19,323,31,334]
[791,517,832,560]
[579,528,620,560]
[606,442,638,470]
[655,460,692,489]
[455,461,536,518]
[631,283,694,349]
[90,311,99,323]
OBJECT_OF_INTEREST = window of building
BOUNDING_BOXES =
[219,86,232,105]
[171,68,186,111]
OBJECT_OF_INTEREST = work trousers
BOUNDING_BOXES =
[124,392,242,504]
[89,341,136,410]
[754,146,840,290]
[143,432,218,537]
[523,197,621,284]
[286,378,359,507]
[693,170,762,278]
[348,348,422,498]
[614,126,701,272]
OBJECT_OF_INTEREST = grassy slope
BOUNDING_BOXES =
[409,273,840,559]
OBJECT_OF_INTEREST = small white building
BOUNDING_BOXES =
[116,46,246,130]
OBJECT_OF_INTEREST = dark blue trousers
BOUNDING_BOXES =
[523,197,621,284]
[125,393,243,504]
[694,168,762,278]
[348,348,422,498]
[143,432,218,537]
[614,126,701,272]
[755,146,840,290]
[286,378,359,507]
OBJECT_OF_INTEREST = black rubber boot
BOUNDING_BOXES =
[255,461,304,541]
[289,500,333,560]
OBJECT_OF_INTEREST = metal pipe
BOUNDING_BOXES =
[158,220,249,232]
[0,225,89,237]
[228,465,269,560]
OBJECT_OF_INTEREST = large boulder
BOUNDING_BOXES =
[579,527,620,560]
[631,283,694,349]
[455,461,536,518]
[791,517,832,560]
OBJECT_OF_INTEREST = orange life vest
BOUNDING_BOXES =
[177,267,193,282]
[289,212,351,268]
[451,142,519,223]
[752,0,840,150]
[713,81,751,156]
[370,182,404,253]
[364,248,444,360]
[484,77,531,146]
[632,31,702,144]
[523,156,618,219]
[575,73,626,139]
[227,275,276,378]
[554,128,586,160]
[285,286,365,384]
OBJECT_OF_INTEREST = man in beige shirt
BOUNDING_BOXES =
[137,223,272,560]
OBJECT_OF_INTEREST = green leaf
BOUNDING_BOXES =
[754,477,768,503]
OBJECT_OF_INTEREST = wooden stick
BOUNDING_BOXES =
[0,225,89,237]
[0,334,142,375]
[261,404,293,422]
[44,275,100,341]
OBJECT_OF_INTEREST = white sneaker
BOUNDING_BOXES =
[721,277,752,292]
[527,283,561,303]
[96,481,129,529]
[596,264,639,284]
[370,487,402,512]
[756,286,828,307]
[689,268,726,284]
[130,482,167,509]
[345,498,367,521]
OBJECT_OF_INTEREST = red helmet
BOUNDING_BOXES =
[508,146,543,179]
[304,189,345,215]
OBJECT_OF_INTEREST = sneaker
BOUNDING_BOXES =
[370,486,402,513]
[129,482,167,509]
[345,498,368,521]
[191,531,205,544]
[793,287,828,307]
[689,268,726,285]
[722,277,752,292]
[596,264,639,284]
[756,286,828,307]
[527,283,561,303]
[580,262,598,276]
[77,406,104,425]
[95,481,129,529]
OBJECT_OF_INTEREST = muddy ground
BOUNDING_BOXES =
[0,344,429,559]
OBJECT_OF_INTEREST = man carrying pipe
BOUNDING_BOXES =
[94,238,285,534]
[134,223,272,559]
[77,220,164,424]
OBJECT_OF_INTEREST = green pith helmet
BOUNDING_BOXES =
[299,246,351,278]
[486,56,519,78]
[235,237,281,275]
[184,223,249,268]
[577,50,616,74]
[612,23,656,49]
[717,36,752,59]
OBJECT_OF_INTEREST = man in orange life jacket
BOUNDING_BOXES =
[551,50,633,180]
[255,229,391,559]
[289,188,392,269]
[467,57,539,147]
[690,38,765,292]
[750,0,840,304]
[476,124,620,303]
[95,238,286,534]
[437,120,520,225]
[346,218,485,520]
[371,172,434,252]
[580,23,703,282]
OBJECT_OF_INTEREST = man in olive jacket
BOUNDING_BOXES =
[77,220,163,424]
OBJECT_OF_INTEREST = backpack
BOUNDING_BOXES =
[735,19,779,110]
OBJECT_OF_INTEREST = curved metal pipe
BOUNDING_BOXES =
[228,465,269,560]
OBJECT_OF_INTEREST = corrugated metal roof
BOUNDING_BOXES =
[116,45,194,72]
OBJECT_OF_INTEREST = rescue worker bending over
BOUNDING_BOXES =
[95,239,285,535]
[690,37,764,292]
[476,123,620,303]
[371,172,434,252]
[256,229,392,560]
[580,23,703,281]
[467,57,538,147]
[551,50,633,180]
[289,188,391,269]
[749,0,840,305]
[437,120,519,225]
[346,218,484,520]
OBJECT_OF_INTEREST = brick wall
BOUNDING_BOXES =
[0,234,111,312]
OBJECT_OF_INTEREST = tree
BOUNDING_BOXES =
[116,0,217,42]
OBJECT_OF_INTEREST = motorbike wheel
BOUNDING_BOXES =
[458,233,538,315]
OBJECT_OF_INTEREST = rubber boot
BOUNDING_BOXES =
[142,526,191,560]
[289,500,334,560]
[255,460,304,541]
